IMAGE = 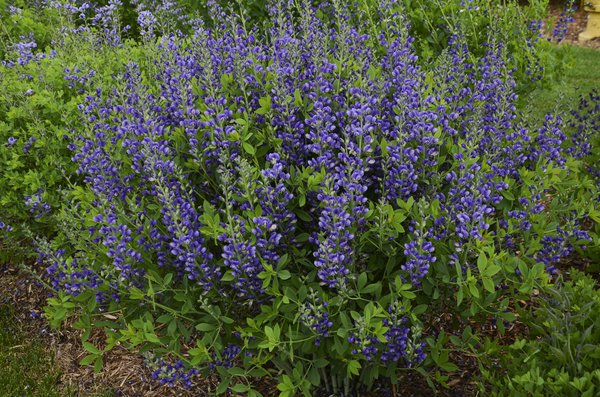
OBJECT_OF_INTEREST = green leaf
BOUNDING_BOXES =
[362,283,381,295]
[347,360,361,377]
[298,194,306,207]
[485,264,501,277]
[231,383,250,393]
[296,210,311,222]
[477,253,487,274]
[277,375,294,392]
[168,319,178,336]
[499,311,517,322]
[482,278,495,293]
[83,341,101,355]
[380,138,389,156]
[243,142,256,155]
[216,379,229,394]
[257,95,272,114]
[221,316,235,324]
[196,323,217,332]
[221,272,235,282]
[145,333,161,344]
[358,272,367,291]
[94,356,103,373]
[413,304,428,315]
[80,354,97,366]
[228,367,246,376]
[468,283,480,298]
[220,73,232,88]
[294,89,303,107]
[248,390,264,397]
[278,270,291,280]
[440,361,458,372]
[457,287,464,307]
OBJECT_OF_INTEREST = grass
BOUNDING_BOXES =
[0,305,65,397]
[523,44,600,119]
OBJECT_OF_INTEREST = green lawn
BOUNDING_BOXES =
[0,305,65,397]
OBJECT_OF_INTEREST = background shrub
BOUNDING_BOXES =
[401,0,555,92]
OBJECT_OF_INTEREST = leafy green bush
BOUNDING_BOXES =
[0,0,60,60]
[0,0,132,262]
[567,91,600,267]
[0,1,598,396]
[401,0,555,92]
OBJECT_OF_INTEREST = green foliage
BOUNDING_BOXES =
[0,0,61,60]
[402,0,554,92]
[0,5,134,263]
[481,269,600,396]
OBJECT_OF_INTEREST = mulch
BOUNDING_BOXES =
[0,263,214,397]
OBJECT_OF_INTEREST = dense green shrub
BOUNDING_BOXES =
[566,91,600,267]
[0,0,146,262]
[0,0,60,60]
[401,0,557,91]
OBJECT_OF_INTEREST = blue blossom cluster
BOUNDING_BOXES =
[525,20,544,82]
[535,224,590,274]
[210,343,241,369]
[0,221,13,239]
[43,249,102,297]
[402,229,437,285]
[382,303,426,366]
[148,358,199,388]
[568,91,600,160]
[348,303,426,367]
[24,191,51,219]
[299,297,333,344]
[550,0,576,43]
[1,33,51,68]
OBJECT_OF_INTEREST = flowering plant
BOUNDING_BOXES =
[1,0,598,395]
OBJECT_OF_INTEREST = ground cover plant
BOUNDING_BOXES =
[1,0,599,396]
[481,269,600,396]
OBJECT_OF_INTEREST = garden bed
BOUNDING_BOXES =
[1,1,599,396]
